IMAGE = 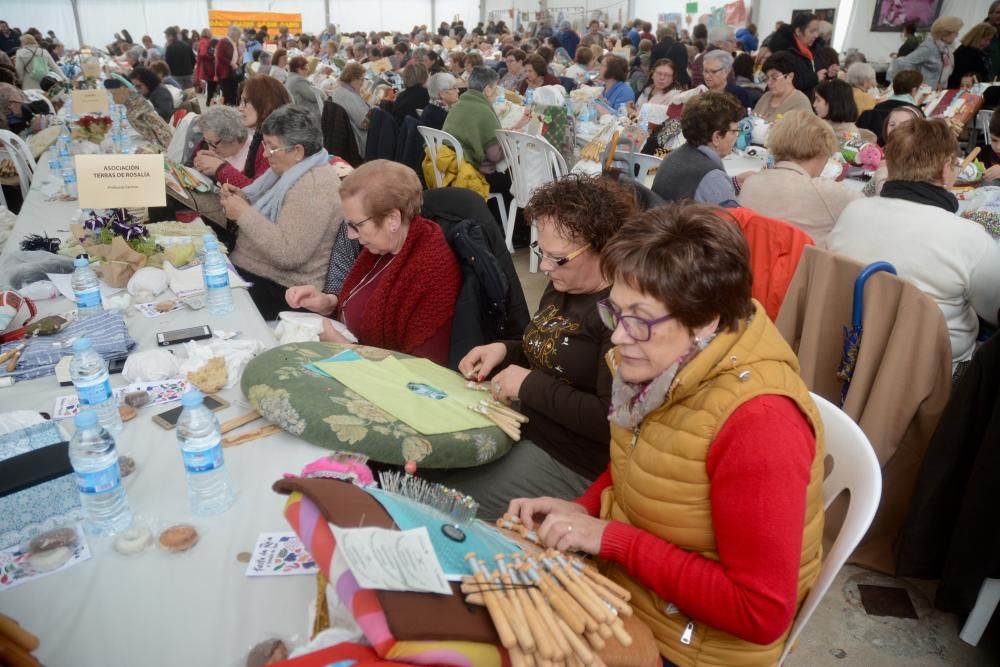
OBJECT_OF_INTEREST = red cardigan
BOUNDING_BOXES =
[214,37,235,81]
[196,38,215,83]
[576,394,816,645]
[192,139,267,189]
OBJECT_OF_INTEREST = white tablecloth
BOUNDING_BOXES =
[0,160,325,666]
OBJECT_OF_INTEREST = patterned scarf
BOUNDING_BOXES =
[609,334,716,429]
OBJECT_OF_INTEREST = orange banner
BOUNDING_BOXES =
[208,10,302,37]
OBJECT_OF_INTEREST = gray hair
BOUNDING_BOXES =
[817,21,834,40]
[702,49,734,71]
[228,25,241,40]
[125,45,145,64]
[707,26,735,45]
[428,72,457,99]
[560,20,571,30]
[198,105,249,143]
[468,65,499,91]
[846,62,876,87]
[259,51,272,66]
[261,104,324,156]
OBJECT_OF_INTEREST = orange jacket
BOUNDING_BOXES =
[722,207,814,320]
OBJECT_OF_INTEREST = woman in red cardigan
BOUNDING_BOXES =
[195,29,216,101]
[285,160,460,366]
[193,76,291,188]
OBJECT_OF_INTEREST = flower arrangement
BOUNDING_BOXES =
[81,208,157,254]
[72,114,113,144]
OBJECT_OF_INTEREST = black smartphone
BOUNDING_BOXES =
[152,394,229,430]
[156,325,212,347]
[108,357,127,374]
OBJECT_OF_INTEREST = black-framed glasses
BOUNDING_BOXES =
[529,241,590,267]
[204,137,225,149]
[344,215,375,233]
[597,299,674,342]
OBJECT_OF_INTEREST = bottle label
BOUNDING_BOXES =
[76,286,102,309]
[183,442,225,474]
[204,268,229,289]
[75,462,121,495]
[76,377,112,405]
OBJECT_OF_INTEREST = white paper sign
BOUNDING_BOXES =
[330,525,451,595]
[74,153,167,209]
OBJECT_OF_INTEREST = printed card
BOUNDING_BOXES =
[0,525,91,591]
[53,378,190,419]
[245,532,317,577]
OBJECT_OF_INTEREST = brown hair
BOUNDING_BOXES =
[466,53,484,68]
[339,62,366,83]
[600,202,754,332]
[603,54,628,82]
[273,48,288,68]
[536,45,554,64]
[506,48,526,63]
[339,160,423,224]
[680,91,743,147]
[288,55,309,73]
[524,174,636,251]
[885,117,957,182]
[449,52,466,67]
[766,110,839,162]
[148,60,171,80]
[961,22,997,48]
[524,53,547,77]
[574,47,594,66]
[402,62,428,88]
[241,75,293,129]
[892,69,923,95]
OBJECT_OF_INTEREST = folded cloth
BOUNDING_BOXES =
[0,310,136,381]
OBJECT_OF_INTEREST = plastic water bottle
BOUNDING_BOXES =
[176,390,234,515]
[495,86,506,107]
[71,257,103,318]
[70,337,123,435]
[202,239,234,315]
[69,410,132,536]
[62,164,78,199]
[524,88,534,107]
[617,103,627,119]
[47,145,61,173]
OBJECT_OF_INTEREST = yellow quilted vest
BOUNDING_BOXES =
[599,301,825,667]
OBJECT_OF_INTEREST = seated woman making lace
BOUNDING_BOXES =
[284,160,460,366]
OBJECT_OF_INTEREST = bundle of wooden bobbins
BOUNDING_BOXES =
[461,546,633,667]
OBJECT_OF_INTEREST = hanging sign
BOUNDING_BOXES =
[208,10,302,38]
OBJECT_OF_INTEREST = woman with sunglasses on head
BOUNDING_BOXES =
[219,105,343,320]
[509,202,826,667]
[194,75,292,188]
[418,175,635,519]
[285,160,460,365]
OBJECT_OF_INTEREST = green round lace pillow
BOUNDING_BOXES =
[240,342,512,468]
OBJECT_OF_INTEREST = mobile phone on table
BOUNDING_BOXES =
[152,394,229,430]
[108,357,127,374]
[156,325,212,347]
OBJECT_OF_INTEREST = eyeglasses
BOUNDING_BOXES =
[344,215,375,233]
[529,241,590,266]
[597,299,674,341]
[204,137,226,149]
[704,66,727,76]
[263,144,297,157]
[766,73,789,82]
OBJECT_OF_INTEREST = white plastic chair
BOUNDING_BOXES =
[611,150,660,187]
[960,578,1000,646]
[0,129,36,175]
[0,142,34,201]
[780,392,882,665]
[494,129,568,271]
[417,125,507,234]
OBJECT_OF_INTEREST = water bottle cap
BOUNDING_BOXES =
[73,257,89,268]
[181,389,205,407]
[74,410,98,427]
[72,337,92,352]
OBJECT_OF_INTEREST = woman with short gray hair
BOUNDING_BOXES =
[193,105,252,184]
[846,61,878,114]
[702,49,752,107]
[442,65,509,192]
[219,104,344,319]
[420,72,459,130]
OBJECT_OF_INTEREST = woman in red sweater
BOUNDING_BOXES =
[193,75,291,189]
[510,204,826,666]
[285,160,460,366]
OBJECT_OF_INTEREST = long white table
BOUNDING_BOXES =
[0,159,324,666]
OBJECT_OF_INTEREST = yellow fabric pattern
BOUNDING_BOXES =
[598,300,826,667]
[421,145,490,199]
[313,356,492,434]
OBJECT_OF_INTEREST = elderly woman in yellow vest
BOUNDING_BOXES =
[510,202,825,667]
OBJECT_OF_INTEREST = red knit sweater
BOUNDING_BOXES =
[576,394,816,645]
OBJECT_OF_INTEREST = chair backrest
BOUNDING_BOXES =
[780,392,882,665]
[494,129,567,206]
[612,150,660,186]
[0,145,33,199]
[0,129,36,174]
[418,126,465,188]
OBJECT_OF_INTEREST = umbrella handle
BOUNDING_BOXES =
[852,262,897,329]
